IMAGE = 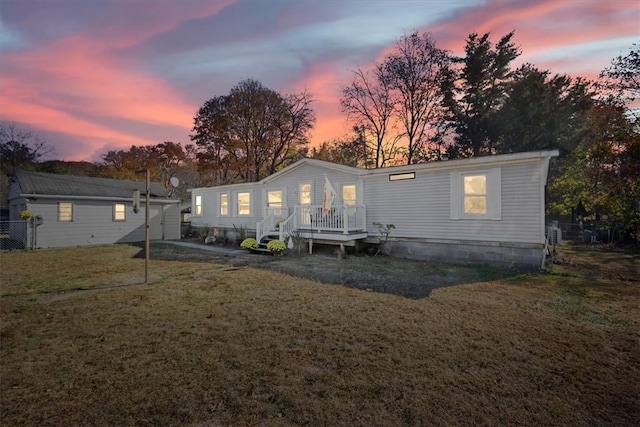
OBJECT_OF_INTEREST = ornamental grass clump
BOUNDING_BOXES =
[267,239,286,253]
[240,238,259,250]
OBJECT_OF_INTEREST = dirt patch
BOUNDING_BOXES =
[551,243,639,283]
[148,242,519,298]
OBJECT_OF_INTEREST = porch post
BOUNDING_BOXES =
[343,205,348,234]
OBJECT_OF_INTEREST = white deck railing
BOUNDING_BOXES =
[261,205,366,243]
[256,207,288,242]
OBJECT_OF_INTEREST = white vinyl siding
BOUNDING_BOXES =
[188,154,550,247]
[365,162,541,244]
[25,199,179,248]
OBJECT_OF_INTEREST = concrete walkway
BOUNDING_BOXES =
[161,240,251,256]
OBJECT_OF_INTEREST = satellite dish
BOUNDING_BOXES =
[170,177,180,188]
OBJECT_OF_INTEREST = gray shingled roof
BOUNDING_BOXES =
[14,171,170,199]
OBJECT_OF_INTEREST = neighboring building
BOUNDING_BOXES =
[8,171,180,248]
[190,150,559,269]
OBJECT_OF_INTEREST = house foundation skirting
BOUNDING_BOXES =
[382,237,544,270]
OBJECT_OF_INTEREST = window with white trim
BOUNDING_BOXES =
[113,203,126,221]
[267,190,283,216]
[463,175,487,214]
[342,184,356,206]
[237,192,251,216]
[194,195,202,216]
[299,183,311,205]
[58,202,73,222]
[450,168,501,220]
[219,193,229,216]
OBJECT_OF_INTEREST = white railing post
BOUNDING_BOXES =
[343,205,348,234]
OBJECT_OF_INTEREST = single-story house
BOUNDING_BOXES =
[190,150,559,269]
[8,171,180,248]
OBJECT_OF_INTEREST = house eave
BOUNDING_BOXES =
[18,194,180,204]
[362,150,560,177]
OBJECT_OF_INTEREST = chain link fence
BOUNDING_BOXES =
[0,220,34,250]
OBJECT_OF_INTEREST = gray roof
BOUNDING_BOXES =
[13,171,170,199]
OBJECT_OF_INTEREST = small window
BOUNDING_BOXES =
[195,195,202,216]
[237,192,251,216]
[219,193,229,216]
[342,185,356,206]
[114,203,126,221]
[389,172,415,181]
[58,202,73,222]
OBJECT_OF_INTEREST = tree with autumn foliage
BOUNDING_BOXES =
[97,141,199,201]
[548,103,639,242]
[191,79,315,184]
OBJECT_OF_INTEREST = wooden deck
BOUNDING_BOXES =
[257,204,368,244]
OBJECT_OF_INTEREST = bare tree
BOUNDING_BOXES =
[0,122,55,173]
[598,42,639,109]
[382,32,452,164]
[341,67,397,168]
[0,121,56,204]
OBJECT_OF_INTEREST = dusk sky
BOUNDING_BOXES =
[0,0,638,163]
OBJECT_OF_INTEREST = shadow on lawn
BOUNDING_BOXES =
[133,242,520,299]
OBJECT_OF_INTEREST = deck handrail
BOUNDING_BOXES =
[258,205,366,243]
[295,204,366,234]
[278,213,297,242]
[257,207,288,242]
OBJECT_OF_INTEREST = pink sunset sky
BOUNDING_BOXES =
[0,0,638,162]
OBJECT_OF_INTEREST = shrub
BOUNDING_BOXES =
[240,238,259,250]
[288,230,306,255]
[233,224,247,242]
[267,239,286,253]
[19,210,33,219]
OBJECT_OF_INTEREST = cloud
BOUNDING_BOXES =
[0,0,637,161]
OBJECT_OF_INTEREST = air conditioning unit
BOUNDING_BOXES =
[548,226,562,245]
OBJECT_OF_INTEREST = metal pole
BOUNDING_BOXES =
[145,169,150,283]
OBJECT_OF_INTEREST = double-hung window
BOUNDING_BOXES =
[463,175,487,214]
[194,195,202,216]
[219,193,229,216]
[342,184,356,206]
[237,192,251,216]
[58,202,73,222]
[113,203,126,221]
[267,190,283,216]
[450,168,501,220]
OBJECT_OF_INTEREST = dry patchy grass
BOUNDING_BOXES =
[0,243,638,426]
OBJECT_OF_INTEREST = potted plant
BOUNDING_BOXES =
[19,210,33,219]
[240,238,259,252]
[267,239,286,255]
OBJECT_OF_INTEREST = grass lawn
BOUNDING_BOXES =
[0,243,638,426]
